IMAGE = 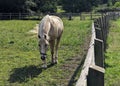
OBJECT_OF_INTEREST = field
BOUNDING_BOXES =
[0,17,91,86]
[105,19,120,86]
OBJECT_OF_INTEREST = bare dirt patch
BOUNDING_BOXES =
[28,24,39,34]
[59,34,91,86]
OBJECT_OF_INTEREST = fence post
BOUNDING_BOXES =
[87,65,105,86]
[90,12,92,20]
[95,27,103,40]
[19,13,21,20]
[80,13,85,20]
[80,13,82,20]
[0,13,1,20]
[68,13,72,20]
[94,38,104,67]
[10,13,12,20]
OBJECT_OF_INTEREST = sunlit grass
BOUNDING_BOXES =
[105,19,120,86]
[0,18,91,85]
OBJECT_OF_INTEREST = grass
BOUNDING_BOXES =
[105,19,120,86]
[0,18,91,86]
[57,6,65,13]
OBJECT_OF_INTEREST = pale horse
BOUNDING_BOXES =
[38,15,64,68]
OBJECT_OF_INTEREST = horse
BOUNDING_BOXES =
[38,15,64,68]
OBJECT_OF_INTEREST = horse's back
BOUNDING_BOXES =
[49,15,64,38]
[39,15,64,39]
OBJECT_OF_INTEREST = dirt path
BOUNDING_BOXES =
[60,34,91,86]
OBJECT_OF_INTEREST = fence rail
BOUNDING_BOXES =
[76,12,120,86]
[0,13,29,20]
[0,12,103,20]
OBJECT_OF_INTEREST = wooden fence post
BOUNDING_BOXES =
[95,27,103,40]
[94,38,104,67]
[19,13,21,19]
[90,12,92,20]
[68,13,72,20]
[0,13,2,20]
[80,13,82,20]
[10,13,12,20]
[87,65,105,86]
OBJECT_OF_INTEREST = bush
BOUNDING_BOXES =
[114,1,120,7]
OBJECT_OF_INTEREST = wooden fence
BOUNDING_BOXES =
[0,12,102,20]
[0,13,29,20]
[76,12,120,86]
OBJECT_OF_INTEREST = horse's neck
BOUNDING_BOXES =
[41,17,51,33]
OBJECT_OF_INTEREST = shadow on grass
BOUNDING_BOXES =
[8,64,54,83]
[105,62,113,69]
[104,55,113,69]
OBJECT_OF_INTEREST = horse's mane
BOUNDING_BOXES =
[42,15,50,22]
[38,15,50,39]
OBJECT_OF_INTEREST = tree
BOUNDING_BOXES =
[25,0,37,13]
[36,0,57,13]
[0,0,26,13]
[61,0,104,13]
[61,0,94,12]
[0,0,57,13]
[114,1,120,7]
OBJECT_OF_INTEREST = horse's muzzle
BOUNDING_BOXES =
[41,53,47,60]
[41,56,46,60]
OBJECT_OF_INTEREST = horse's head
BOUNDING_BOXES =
[38,34,49,61]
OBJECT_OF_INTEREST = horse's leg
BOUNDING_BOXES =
[55,37,61,64]
[42,60,47,68]
[50,40,55,64]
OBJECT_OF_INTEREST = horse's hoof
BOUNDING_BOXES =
[54,60,58,64]
[51,62,55,65]
[54,61,58,64]
[51,61,58,65]
[41,64,47,69]
[51,62,57,65]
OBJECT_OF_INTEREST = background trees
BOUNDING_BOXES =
[0,0,26,13]
[0,0,118,13]
[61,0,109,13]
[0,0,57,13]
[36,0,57,13]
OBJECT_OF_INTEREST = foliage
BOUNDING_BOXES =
[111,0,120,5]
[105,19,120,86]
[36,0,57,13]
[0,0,110,13]
[0,18,91,85]
[61,0,107,12]
[0,0,25,13]
[61,0,90,12]
[114,1,120,7]
[107,0,113,6]
[0,0,57,13]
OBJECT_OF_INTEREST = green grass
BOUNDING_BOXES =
[0,18,91,86]
[57,6,65,13]
[105,19,120,86]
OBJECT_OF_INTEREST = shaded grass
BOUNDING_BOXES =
[0,18,91,86]
[105,19,120,86]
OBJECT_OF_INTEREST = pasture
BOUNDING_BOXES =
[0,17,91,86]
[105,19,120,86]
